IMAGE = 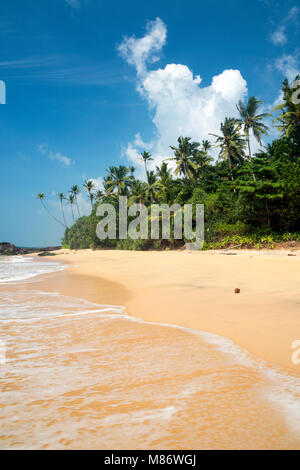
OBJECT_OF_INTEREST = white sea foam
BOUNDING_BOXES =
[0,255,64,283]
[1,255,300,446]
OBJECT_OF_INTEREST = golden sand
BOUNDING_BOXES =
[1,249,300,449]
[38,248,300,374]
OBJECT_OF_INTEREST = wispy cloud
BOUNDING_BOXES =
[269,26,287,45]
[0,21,16,34]
[268,5,299,46]
[0,55,121,86]
[285,6,299,23]
[274,53,300,81]
[48,151,73,167]
[38,144,74,167]
[65,0,80,9]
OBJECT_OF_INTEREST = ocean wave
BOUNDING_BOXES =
[0,256,65,283]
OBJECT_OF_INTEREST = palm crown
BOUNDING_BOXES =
[271,76,300,139]
[237,96,269,160]
[210,118,246,180]
[167,136,199,183]
[104,165,132,196]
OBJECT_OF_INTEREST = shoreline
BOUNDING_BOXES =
[28,248,300,376]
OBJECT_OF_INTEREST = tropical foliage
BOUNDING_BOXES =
[37,76,300,251]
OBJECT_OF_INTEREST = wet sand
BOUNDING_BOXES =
[1,250,300,449]
[33,248,300,375]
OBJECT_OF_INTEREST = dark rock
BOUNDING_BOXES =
[0,242,61,256]
[234,288,240,294]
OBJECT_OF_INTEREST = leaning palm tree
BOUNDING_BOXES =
[104,165,132,196]
[140,151,153,181]
[37,193,65,227]
[70,185,81,218]
[210,118,246,181]
[83,179,95,210]
[167,137,199,183]
[58,193,68,228]
[237,96,269,161]
[67,194,76,223]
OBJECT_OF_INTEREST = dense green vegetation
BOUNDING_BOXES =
[37,252,57,257]
[38,77,300,251]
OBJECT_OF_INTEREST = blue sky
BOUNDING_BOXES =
[0,0,299,246]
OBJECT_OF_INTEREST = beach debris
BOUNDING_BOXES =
[234,288,240,294]
[221,252,237,255]
[223,244,242,251]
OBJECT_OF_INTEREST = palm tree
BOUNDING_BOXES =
[83,179,95,210]
[140,151,153,181]
[210,118,246,181]
[202,140,212,151]
[128,180,148,207]
[155,162,173,204]
[192,149,212,168]
[58,193,68,228]
[37,193,65,227]
[95,190,104,203]
[156,162,172,180]
[104,165,132,196]
[271,75,300,139]
[129,166,136,179]
[67,194,76,223]
[167,137,199,183]
[237,96,269,161]
[146,171,160,203]
[70,185,81,217]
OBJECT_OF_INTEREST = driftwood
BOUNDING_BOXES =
[223,244,242,251]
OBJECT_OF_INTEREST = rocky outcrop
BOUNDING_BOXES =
[0,242,61,256]
[0,242,22,255]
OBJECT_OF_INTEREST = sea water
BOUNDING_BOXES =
[0,256,300,449]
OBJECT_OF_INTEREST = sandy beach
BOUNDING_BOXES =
[34,248,300,375]
[1,249,300,449]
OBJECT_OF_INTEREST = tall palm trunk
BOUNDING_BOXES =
[70,204,75,223]
[227,150,234,181]
[245,127,256,181]
[88,190,93,210]
[144,161,148,182]
[75,197,81,217]
[60,200,68,228]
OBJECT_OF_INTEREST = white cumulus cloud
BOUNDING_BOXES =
[118,17,167,77]
[119,18,250,173]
